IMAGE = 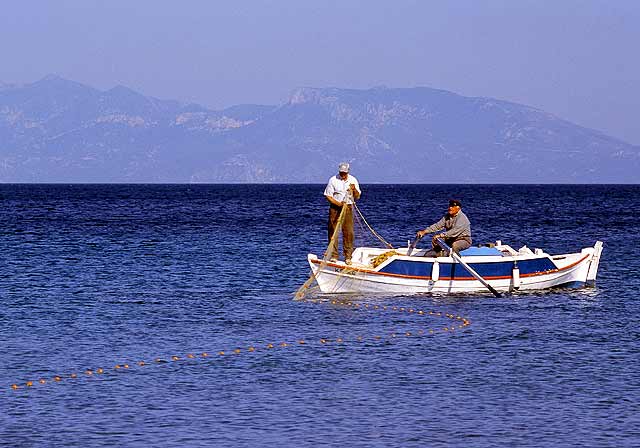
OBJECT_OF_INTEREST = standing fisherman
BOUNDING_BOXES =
[324,162,361,265]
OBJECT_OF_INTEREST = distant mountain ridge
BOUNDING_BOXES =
[1,75,638,183]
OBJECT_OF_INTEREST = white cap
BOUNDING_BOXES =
[338,162,350,173]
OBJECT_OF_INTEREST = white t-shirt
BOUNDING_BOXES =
[324,174,361,205]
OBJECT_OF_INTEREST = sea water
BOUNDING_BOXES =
[1,184,638,447]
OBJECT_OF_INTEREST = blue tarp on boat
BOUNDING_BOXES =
[459,246,504,256]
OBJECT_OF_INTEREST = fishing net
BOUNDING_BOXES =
[293,194,395,300]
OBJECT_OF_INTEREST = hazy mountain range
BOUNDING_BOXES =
[1,75,638,183]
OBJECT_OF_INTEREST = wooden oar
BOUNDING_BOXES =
[406,234,422,256]
[435,237,502,297]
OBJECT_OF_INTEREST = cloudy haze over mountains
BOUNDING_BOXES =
[1,75,638,183]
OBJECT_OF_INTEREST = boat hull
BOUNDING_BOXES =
[307,242,603,295]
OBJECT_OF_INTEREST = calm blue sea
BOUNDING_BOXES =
[1,184,639,448]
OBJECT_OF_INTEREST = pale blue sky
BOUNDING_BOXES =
[1,0,639,144]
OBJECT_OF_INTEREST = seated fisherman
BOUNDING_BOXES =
[416,199,472,256]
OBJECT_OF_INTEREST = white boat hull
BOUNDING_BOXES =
[307,241,603,295]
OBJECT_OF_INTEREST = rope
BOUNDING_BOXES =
[370,250,402,268]
[353,201,394,249]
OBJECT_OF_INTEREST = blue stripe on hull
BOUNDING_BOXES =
[379,257,557,279]
[378,260,434,277]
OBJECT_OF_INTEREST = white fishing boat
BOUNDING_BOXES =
[306,239,603,296]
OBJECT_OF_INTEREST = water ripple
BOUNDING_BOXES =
[1,184,638,447]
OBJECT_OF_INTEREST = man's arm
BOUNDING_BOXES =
[325,195,343,207]
[417,216,445,238]
[443,214,470,238]
[323,179,342,206]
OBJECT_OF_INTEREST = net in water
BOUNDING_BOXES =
[293,197,394,300]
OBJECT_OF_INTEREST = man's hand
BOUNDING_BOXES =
[349,184,359,200]
[416,229,426,238]
[349,184,360,200]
